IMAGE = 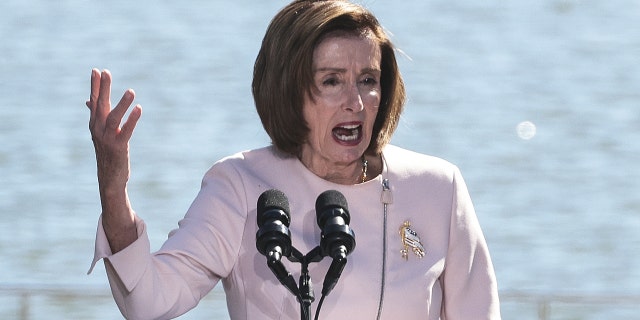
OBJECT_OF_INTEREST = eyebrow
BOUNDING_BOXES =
[314,67,381,74]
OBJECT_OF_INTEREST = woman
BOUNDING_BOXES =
[87,0,500,319]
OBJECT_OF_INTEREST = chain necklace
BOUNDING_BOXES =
[361,155,368,183]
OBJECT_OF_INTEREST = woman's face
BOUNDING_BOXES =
[300,34,382,173]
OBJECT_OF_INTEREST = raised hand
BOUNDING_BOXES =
[86,68,141,252]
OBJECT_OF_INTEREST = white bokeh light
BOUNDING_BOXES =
[516,121,537,140]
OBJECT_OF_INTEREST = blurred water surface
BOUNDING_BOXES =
[1,0,639,318]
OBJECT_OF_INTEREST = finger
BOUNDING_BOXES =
[89,68,100,108]
[119,104,142,143]
[106,89,136,131]
[95,69,112,127]
[88,69,101,129]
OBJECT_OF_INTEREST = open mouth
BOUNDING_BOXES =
[332,124,362,143]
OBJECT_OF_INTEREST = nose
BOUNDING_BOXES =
[344,83,364,112]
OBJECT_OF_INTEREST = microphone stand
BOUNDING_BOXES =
[287,246,324,320]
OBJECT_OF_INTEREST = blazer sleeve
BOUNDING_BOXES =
[441,167,501,319]
[88,159,248,319]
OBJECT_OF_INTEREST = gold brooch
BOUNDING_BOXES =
[399,220,425,260]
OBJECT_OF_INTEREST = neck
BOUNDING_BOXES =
[298,153,380,185]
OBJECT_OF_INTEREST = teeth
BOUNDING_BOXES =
[334,125,360,141]
[336,132,358,141]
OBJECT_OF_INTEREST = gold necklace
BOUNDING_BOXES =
[361,155,368,183]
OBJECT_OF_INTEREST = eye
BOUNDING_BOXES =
[360,76,379,86]
[322,77,340,86]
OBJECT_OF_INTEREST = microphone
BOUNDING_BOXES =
[256,189,299,296]
[315,190,356,295]
[315,190,356,260]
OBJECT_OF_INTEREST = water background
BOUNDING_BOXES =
[1,0,639,318]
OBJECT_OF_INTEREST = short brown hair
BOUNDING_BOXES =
[252,0,405,156]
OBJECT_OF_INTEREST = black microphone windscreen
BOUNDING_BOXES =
[315,190,349,214]
[257,189,290,227]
